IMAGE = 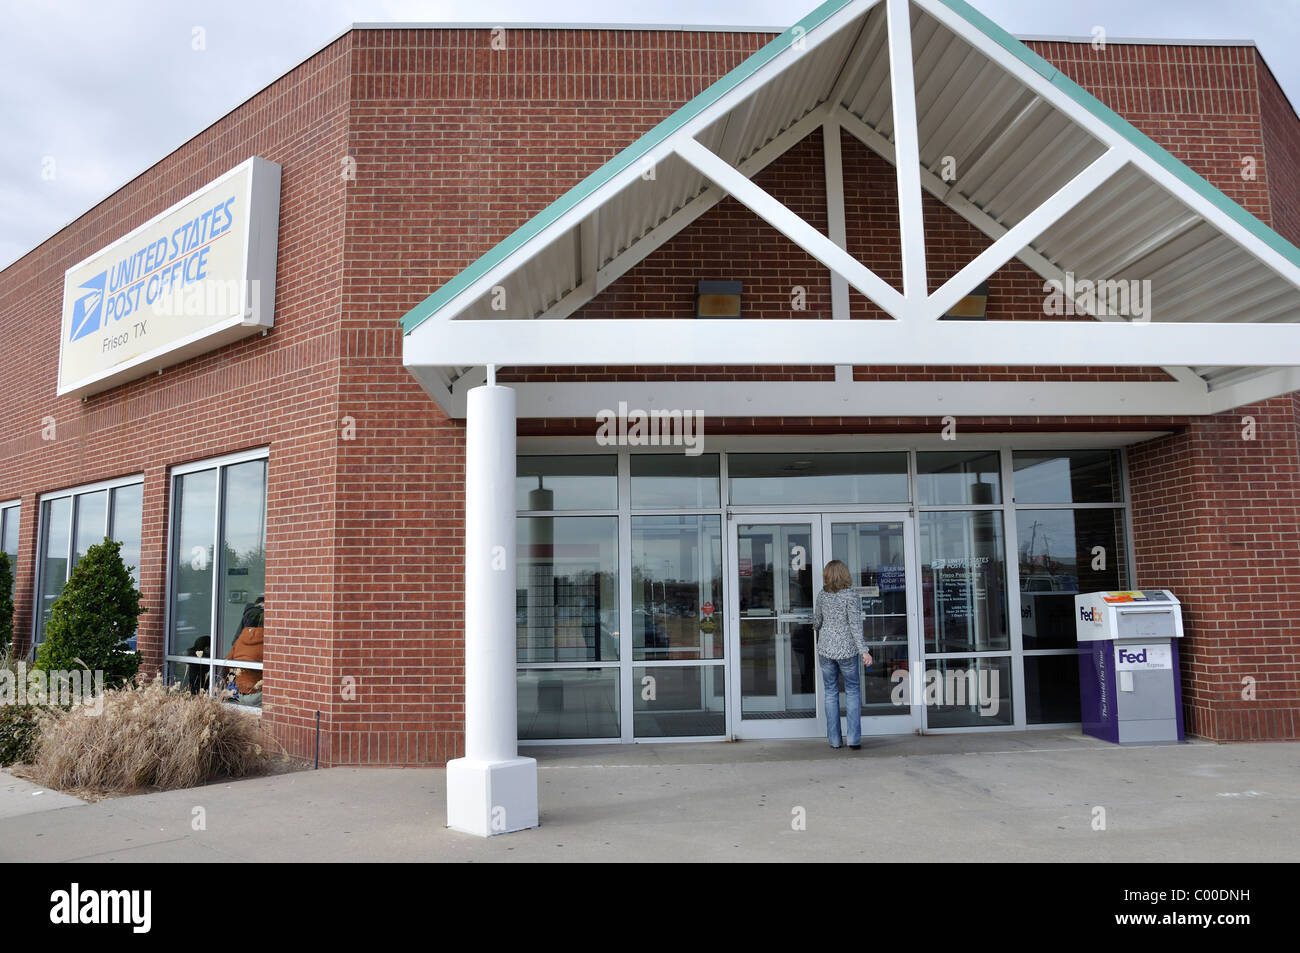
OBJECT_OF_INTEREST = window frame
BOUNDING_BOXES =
[30,474,144,654]
[163,447,269,705]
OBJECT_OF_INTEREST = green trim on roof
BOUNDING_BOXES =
[400,0,856,334]
[402,0,1300,338]
[934,0,1300,270]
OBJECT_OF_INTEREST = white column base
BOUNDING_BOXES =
[446,756,539,837]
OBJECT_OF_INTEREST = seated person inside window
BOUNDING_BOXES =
[224,595,265,706]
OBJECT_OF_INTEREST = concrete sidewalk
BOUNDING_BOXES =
[1,730,1297,862]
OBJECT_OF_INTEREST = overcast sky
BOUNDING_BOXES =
[3,0,1299,270]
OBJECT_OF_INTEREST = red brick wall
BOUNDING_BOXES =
[1128,397,1300,740]
[4,26,1300,764]
[0,34,355,764]
[1256,54,1300,246]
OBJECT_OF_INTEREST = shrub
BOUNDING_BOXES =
[35,538,141,687]
[0,551,12,655]
[0,704,44,767]
[31,677,271,793]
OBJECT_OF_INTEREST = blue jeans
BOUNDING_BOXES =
[819,654,862,747]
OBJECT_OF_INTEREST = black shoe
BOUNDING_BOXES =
[849,744,861,750]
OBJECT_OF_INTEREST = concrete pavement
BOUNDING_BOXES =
[1,730,1297,862]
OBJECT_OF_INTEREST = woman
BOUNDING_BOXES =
[812,559,871,749]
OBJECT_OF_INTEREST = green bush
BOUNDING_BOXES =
[35,538,142,688]
[0,704,44,767]
[0,551,12,655]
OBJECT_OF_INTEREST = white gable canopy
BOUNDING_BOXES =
[401,0,1300,418]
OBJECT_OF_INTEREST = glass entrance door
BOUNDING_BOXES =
[729,518,821,735]
[824,516,921,735]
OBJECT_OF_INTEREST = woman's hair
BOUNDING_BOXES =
[822,559,852,592]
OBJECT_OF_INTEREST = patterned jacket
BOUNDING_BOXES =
[813,587,868,660]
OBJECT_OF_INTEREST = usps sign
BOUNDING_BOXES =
[58,157,280,397]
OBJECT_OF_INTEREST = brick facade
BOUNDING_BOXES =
[1,26,1297,760]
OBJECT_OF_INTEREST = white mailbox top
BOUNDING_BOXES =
[1074,590,1184,643]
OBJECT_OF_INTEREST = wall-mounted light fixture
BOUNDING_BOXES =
[942,280,989,320]
[696,280,743,318]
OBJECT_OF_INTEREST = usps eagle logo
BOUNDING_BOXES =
[69,271,107,342]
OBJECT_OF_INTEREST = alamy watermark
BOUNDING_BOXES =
[595,401,705,456]
[1043,272,1151,321]
[1,662,105,714]
[889,665,1001,717]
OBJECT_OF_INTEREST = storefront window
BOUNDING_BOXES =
[631,515,722,660]
[1017,508,1127,649]
[1024,654,1081,724]
[1012,450,1122,504]
[917,451,1002,505]
[630,454,720,508]
[2,502,21,587]
[729,452,908,506]
[920,511,1009,653]
[517,668,619,740]
[516,456,616,511]
[35,480,143,649]
[516,516,619,662]
[167,454,267,708]
[633,665,725,737]
[923,656,1013,728]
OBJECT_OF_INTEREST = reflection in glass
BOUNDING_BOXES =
[829,520,911,717]
[517,668,619,739]
[1025,654,1082,724]
[632,515,722,660]
[169,470,218,660]
[923,656,1013,727]
[920,511,1008,653]
[729,453,908,506]
[630,454,720,508]
[37,497,71,644]
[110,484,144,585]
[633,665,725,737]
[516,456,617,511]
[738,523,815,718]
[917,451,1002,505]
[1018,508,1127,649]
[72,490,107,568]
[517,516,619,662]
[219,461,268,658]
[1012,450,1122,504]
[2,505,19,584]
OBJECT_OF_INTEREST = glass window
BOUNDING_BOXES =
[917,451,1002,505]
[110,484,144,586]
[34,482,144,649]
[1012,450,1122,504]
[630,454,720,508]
[36,497,71,644]
[1,504,18,585]
[922,656,1013,728]
[728,453,908,506]
[1018,508,1127,649]
[516,516,619,662]
[517,667,619,740]
[633,665,725,737]
[631,515,722,660]
[169,469,218,660]
[167,457,267,709]
[72,491,107,568]
[516,456,616,511]
[1024,654,1082,724]
[920,511,1009,653]
[218,461,267,660]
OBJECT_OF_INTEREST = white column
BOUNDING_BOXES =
[446,382,539,836]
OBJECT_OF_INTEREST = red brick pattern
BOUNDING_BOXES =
[1,27,1298,762]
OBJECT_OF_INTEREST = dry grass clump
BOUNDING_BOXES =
[31,677,272,793]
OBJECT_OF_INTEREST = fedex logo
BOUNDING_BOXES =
[1118,648,1149,664]
[1079,606,1103,625]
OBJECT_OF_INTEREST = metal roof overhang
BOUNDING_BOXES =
[401,0,1300,419]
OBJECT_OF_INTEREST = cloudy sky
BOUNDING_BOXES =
[3,0,1298,269]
